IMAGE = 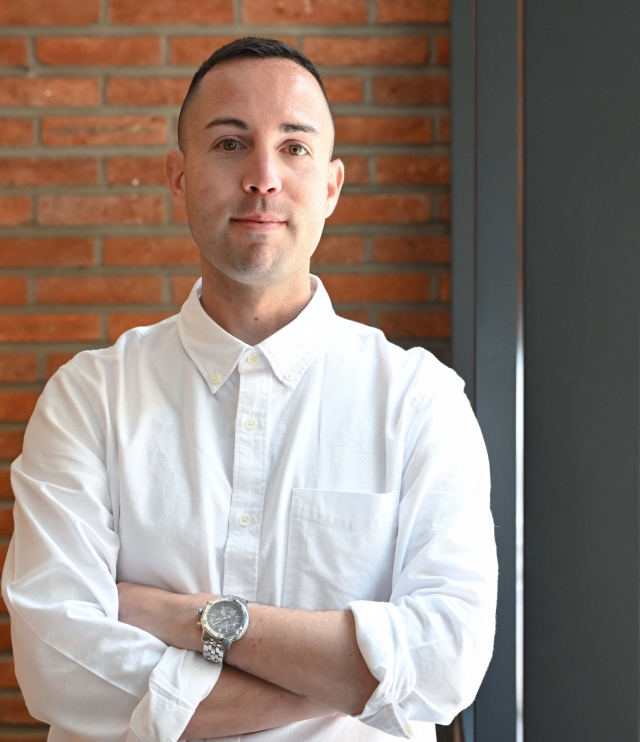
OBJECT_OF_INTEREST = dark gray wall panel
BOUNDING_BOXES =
[524,2,640,740]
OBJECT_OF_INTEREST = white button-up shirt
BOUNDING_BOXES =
[2,275,497,742]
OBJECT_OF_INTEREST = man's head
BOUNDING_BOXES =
[166,37,344,289]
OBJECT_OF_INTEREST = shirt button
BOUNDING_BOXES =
[210,372,222,385]
[284,371,293,381]
[405,726,414,737]
[244,417,258,431]
[247,352,260,366]
[238,513,252,527]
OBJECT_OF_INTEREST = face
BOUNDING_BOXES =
[166,58,344,288]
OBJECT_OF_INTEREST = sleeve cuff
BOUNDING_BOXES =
[126,646,222,742]
[346,600,416,739]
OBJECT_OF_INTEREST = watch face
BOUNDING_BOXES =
[204,600,246,640]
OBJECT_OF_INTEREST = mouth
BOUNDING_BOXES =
[230,213,287,229]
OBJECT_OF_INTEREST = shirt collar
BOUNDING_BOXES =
[177,275,337,393]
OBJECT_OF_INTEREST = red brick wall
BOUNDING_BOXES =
[0,0,450,734]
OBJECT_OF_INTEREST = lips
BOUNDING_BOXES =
[231,213,286,223]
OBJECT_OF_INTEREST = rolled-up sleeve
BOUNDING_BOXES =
[347,368,498,738]
[1,368,221,742]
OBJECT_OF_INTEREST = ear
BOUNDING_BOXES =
[325,157,345,219]
[165,149,186,208]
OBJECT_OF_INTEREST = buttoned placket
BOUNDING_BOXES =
[221,349,272,602]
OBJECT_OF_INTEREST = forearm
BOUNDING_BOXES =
[118,583,378,717]
[224,603,378,716]
[182,663,339,739]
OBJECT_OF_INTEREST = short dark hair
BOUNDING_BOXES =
[177,36,332,155]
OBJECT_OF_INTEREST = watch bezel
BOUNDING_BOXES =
[201,596,249,643]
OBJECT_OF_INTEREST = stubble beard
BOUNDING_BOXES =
[200,220,302,287]
[198,202,301,286]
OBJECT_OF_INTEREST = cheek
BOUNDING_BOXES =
[187,164,232,206]
[286,167,328,214]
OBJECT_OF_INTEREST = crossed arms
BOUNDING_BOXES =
[2,364,497,742]
[116,581,377,738]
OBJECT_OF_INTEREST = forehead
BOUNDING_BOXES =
[192,57,330,129]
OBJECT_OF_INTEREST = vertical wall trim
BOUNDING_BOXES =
[451,0,476,408]
[453,1,522,740]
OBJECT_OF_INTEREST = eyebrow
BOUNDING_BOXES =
[204,117,320,136]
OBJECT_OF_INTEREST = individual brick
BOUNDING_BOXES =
[0,0,100,26]
[438,272,451,301]
[46,352,76,378]
[0,237,94,268]
[107,312,174,341]
[0,695,41,724]
[335,309,369,324]
[37,195,165,226]
[0,393,39,422]
[105,156,166,186]
[107,77,189,106]
[373,75,450,105]
[170,36,243,65]
[0,314,100,342]
[378,309,451,338]
[377,0,450,23]
[311,236,364,266]
[335,116,431,144]
[372,235,450,264]
[340,155,369,184]
[303,37,429,66]
[436,36,451,65]
[0,660,18,689]
[0,78,100,107]
[0,278,27,305]
[37,37,161,66]
[328,194,431,224]
[0,118,33,146]
[243,0,368,25]
[318,273,429,303]
[0,509,13,536]
[103,236,199,266]
[0,432,24,461]
[169,36,296,65]
[0,157,98,186]
[323,77,363,104]
[376,155,450,184]
[171,201,188,224]
[439,115,451,143]
[0,470,11,498]
[0,196,31,226]
[0,38,28,66]
[37,276,164,305]
[110,0,234,24]
[0,354,37,382]
[41,116,167,146]
[171,275,199,304]
[438,194,451,221]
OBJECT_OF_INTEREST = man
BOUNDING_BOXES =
[2,38,497,742]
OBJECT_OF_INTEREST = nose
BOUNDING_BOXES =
[242,147,282,196]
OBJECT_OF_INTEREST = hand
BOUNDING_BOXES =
[117,581,217,652]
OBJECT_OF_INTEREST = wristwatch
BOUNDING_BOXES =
[196,595,250,663]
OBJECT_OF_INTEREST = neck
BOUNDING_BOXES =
[199,258,313,346]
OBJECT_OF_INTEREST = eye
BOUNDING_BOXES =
[287,143,308,156]
[217,138,241,151]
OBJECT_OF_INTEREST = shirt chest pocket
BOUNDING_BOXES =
[282,488,399,610]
